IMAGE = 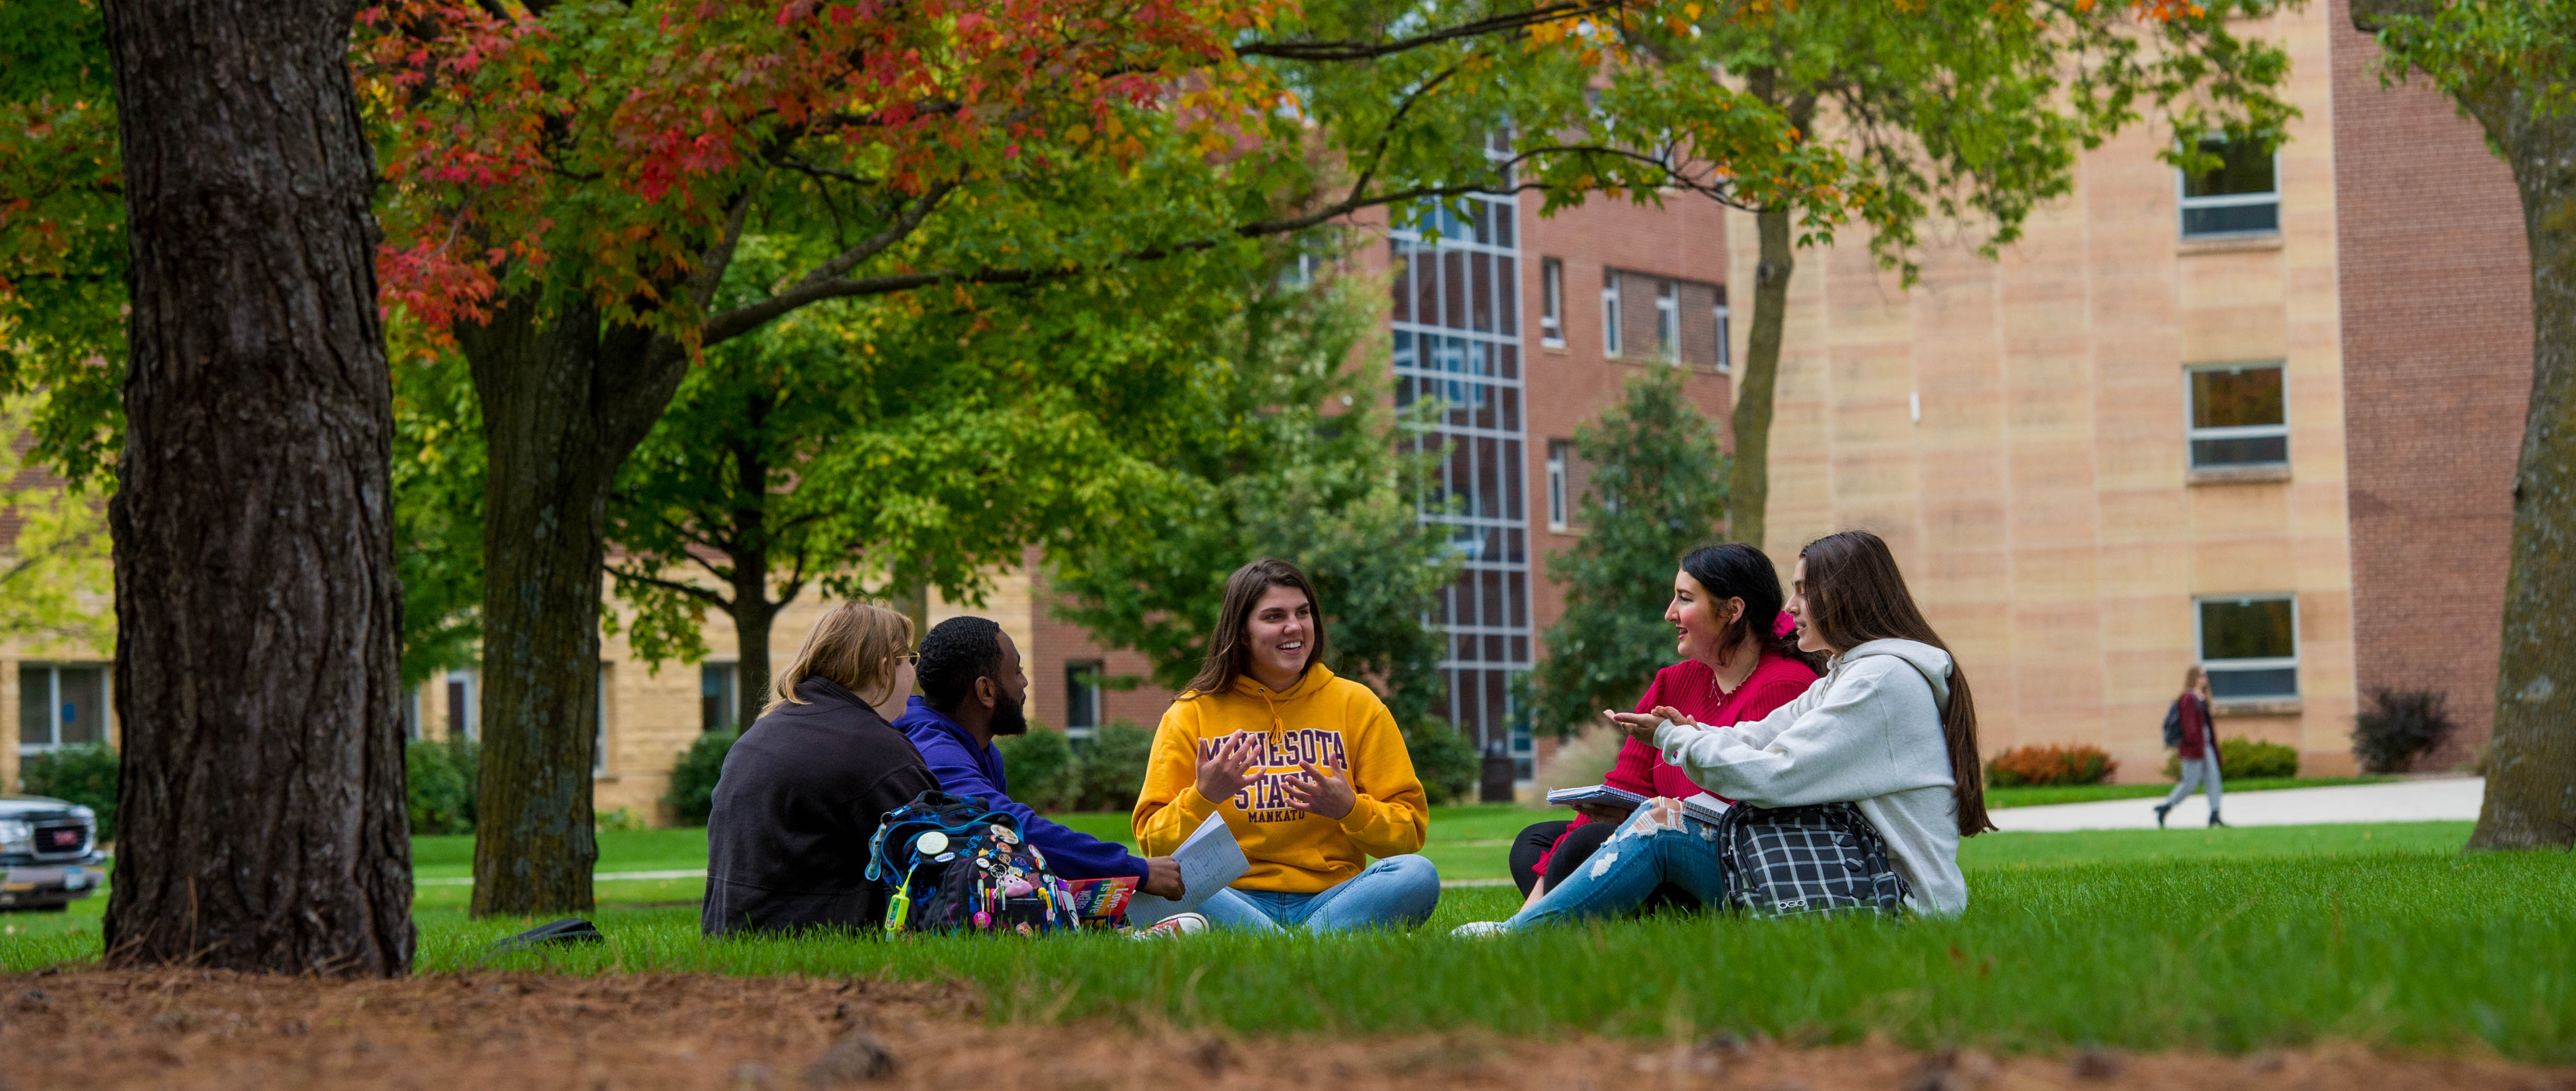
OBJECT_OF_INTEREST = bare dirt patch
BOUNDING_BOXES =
[0,970,2566,1091]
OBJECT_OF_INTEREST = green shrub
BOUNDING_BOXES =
[20,742,119,841]
[1985,743,2119,788]
[662,730,737,827]
[1074,721,1155,812]
[593,807,646,833]
[2165,736,2299,780]
[994,726,1080,812]
[405,737,477,835]
[1402,718,1481,805]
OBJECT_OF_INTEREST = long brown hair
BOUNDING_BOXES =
[1797,531,1994,837]
[766,601,914,716]
[1187,558,1328,696]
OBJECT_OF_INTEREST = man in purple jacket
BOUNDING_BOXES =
[896,616,1182,898]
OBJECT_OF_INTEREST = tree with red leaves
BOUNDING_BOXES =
[357,0,1839,916]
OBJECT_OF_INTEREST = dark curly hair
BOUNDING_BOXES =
[917,616,1007,715]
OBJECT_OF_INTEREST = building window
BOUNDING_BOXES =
[16,663,108,753]
[446,668,477,742]
[1654,280,1680,360]
[596,665,612,775]
[1545,442,1569,530]
[701,661,739,733]
[1538,258,1564,347]
[402,687,422,741]
[1600,269,1622,357]
[1543,439,1591,531]
[2179,136,2279,238]
[2186,362,2288,469]
[1064,661,1103,739]
[1713,299,1731,371]
[2196,595,2299,701]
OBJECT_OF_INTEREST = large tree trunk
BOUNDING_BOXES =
[459,295,687,913]
[99,0,413,972]
[2468,86,2576,850]
[730,426,775,730]
[1727,204,1795,552]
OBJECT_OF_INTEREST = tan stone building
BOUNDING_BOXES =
[1733,0,2528,777]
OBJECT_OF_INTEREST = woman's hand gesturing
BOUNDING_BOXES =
[1598,706,1702,744]
[1195,732,1263,805]
[1284,754,1359,821]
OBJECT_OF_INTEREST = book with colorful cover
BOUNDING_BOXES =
[1061,876,1138,926]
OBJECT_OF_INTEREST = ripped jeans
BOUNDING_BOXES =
[1501,798,1729,929]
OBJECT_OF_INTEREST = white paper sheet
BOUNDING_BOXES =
[1123,809,1250,926]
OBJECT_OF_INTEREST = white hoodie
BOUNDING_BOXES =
[1652,638,1969,917]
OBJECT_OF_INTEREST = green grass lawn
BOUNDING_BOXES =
[9,813,2568,1061]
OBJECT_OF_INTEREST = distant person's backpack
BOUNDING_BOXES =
[1711,801,1908,917]
[865,789,1079,935]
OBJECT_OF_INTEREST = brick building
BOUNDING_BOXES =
[7,7,2533,811]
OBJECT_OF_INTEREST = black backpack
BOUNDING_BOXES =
[1711,801,1908,917]
[865,790,1078,935]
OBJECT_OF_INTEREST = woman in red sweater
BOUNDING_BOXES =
[1508,543,1823,908]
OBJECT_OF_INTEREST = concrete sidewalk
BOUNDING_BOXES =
[1991,776,2485,832]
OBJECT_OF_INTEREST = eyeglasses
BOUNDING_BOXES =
[892,652,921,665]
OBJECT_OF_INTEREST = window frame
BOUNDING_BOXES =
[1545,442,1570,531]
[1064,660,1105,740]
[446,668,478,742]
[16,662,112,755]
[1538,258,1565,347]
[700,660,740,734]
[1713,300,1731,372]
[2176,137,2282,240]
[2193,593,2301,703]
[1600,269,1622,357]
[2183,360,2291,470]
[595,664,612,776]
[1654,279,1680,361]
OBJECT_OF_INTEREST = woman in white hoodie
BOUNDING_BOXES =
[1460,531,1994,930]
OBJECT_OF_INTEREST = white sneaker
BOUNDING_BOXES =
[1130,912,1209,939]
[1450,920,1510,938]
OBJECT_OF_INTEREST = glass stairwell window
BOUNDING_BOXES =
[2179,136,2279,238]
[2187,362,2288,469]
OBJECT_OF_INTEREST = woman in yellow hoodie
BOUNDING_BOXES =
[1132,558,1439,932]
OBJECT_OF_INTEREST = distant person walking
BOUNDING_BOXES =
[2155,665,2225,828]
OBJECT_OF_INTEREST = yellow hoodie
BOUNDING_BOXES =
[1132,663,1429,893]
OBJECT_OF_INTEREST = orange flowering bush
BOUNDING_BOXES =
[1985,743,2120,788]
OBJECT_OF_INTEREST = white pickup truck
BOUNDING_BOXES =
[1,795,105,911]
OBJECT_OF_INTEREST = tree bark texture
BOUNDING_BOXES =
[459,296,688,913]
[2466,81,2576,850]
[1727,204,1795,554]
[729,429,777,732]
[98,0,414,973]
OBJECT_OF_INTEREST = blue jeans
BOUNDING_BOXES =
[1503,805,1727,929]
[1195,855,1442,932]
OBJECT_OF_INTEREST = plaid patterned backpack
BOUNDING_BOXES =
[1710,801,1908,917]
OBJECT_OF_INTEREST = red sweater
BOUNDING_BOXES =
[1537,652,1819,875]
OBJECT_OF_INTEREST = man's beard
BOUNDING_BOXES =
[990,692,1030,737]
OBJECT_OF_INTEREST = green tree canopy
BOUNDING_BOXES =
[1047,254,1462,730]
[1522,366,1729,738]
